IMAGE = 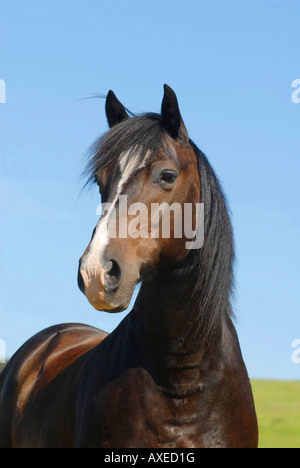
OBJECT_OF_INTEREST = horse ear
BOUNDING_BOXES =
[161,84,189,143]
[105,90,130,128]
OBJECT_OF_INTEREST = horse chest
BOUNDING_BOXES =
[100,393,202,448]
[80,368,205,448]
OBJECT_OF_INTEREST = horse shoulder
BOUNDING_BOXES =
[0,323,107,447]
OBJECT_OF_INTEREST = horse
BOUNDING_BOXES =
[0,85,258,448]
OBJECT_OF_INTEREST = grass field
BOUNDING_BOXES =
[0,363,298,448]
[251,380,300,448]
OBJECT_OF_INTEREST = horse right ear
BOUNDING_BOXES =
[161,84,189,143]
[105,90,130,128]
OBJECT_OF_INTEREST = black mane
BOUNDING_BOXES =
[187,141,235,345]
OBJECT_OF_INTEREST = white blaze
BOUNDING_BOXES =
[81,146,151,270]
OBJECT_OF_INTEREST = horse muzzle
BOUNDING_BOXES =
[78,257,132,312]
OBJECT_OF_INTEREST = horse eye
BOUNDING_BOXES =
[161,171,177,183]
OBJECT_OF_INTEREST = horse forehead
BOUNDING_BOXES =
[108,142,196,198]
[106,139,194,201]
[155,139,195,170]
[118,146,148,178]
[118,137,179,175]
[157,141,180,164]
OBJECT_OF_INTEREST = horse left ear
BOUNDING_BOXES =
[161,84,189,143]
[105,90,130,128]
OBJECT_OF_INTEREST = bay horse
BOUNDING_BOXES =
[0,85,258,448]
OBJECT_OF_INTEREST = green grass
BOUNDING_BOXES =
[251,380,300,448]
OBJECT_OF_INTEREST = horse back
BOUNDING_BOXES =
[0,323,107,448]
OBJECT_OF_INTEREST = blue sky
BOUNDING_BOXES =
[0,0,299,379]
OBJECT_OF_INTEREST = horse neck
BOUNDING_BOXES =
[133,253,225,394]
[131,149,234,392]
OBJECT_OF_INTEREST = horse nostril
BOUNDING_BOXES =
[77,265,85,294]
[104,259,122,293]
